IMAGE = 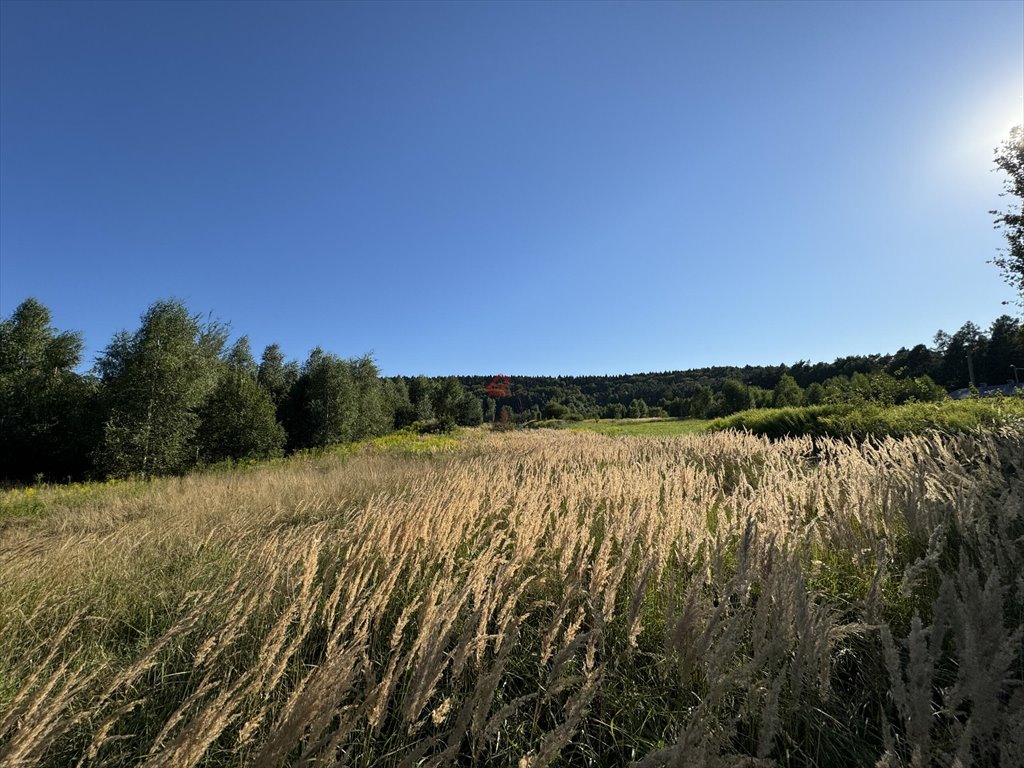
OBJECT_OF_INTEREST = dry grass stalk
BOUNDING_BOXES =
[0,428,1021,766]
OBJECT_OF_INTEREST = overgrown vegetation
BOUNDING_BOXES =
[2,427,1021,766]
[709,397,1024,440]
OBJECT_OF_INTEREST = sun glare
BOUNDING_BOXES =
[934,80,1024,186]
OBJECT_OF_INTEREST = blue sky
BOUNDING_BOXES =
[2,1,1022,376]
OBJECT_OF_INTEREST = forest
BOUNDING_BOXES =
[3,295,1022,484]
[458,316,1023,420]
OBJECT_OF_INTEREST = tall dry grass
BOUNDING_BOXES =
[1,427,1021,767]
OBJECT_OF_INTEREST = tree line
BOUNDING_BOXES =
[456,315,1024,422]
[3,297,1023,484]
[0,298,484,484]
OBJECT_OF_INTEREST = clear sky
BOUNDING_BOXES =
[2,1,1022,376]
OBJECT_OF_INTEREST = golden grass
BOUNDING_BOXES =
[0,427,1021,766]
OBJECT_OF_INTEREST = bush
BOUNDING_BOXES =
[821,371,946,406]
[525,418,568,430]
[709,397,1024,440]
[542,399,568,420]
[603,403,626,419]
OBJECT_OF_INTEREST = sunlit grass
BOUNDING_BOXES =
[0,430,464,526]
[1,427,1021,766]
[565,417,708,436]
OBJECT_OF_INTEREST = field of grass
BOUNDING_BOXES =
[561,417,708,437]
[0,430,460,525]
[2,426,1022,766]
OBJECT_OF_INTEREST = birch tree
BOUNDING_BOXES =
[96,300,226,478]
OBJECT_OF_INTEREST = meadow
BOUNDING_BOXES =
[564,418,707,437]
[1,425,1022,767]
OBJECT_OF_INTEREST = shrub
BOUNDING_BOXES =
[709,397,1024,439]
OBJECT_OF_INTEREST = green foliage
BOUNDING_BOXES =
[804,381,825,405]
[447,312,1015,416]
[772,373,804,408]
[688,384,714,419]
[518,404,542,423]
[257,343,298,407]
[224,336,258,377]
[822,371,946,406]
[0,299,98,482]
[603,402,626,419]
[710,398,1024,440]
[282,354,401,448]
[195,368,285,463]
[95,299,227,478]
[4,291,1022,485]
[525,418,569,430]
[934,323,984,389]
[284,349,383,449]
[886,343,941,381]
[431,377,464,431]
[366,429,460,455]
[407,375,435,422]
[991,125,1024,305]
[982,315,1024,385]
[628,398,649,418]
[711,405,829,439]
[351,355,391,439]
[456,393,484,426]
[543,399,569,420]
[721,378,753,414]
[383,377,415,429]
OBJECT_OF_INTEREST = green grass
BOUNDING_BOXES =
[0,478,141,526]
[564,417,709,437]
[0,429,465,526]
[365,429,462,454]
